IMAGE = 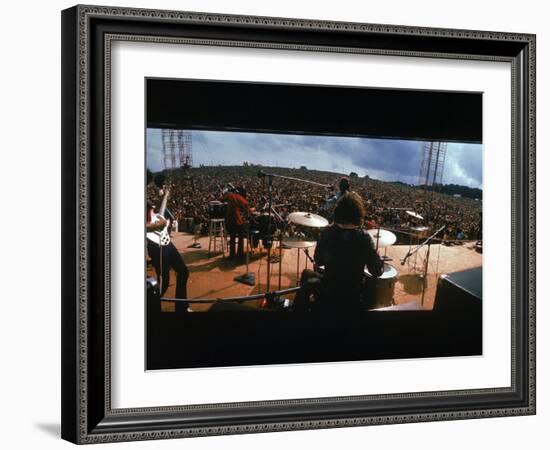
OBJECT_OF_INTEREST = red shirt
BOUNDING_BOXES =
[223,193,250,226]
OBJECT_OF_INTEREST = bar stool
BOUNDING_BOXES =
[208,218,227,257]
[248,229,261,255]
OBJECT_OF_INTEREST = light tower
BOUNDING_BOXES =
[162,130,193,169]
[418,141,447,188]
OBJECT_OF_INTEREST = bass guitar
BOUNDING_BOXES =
[146,187,171,246]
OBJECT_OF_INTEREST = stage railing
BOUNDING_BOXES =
[378,225,482,244]
[160,286,301,304]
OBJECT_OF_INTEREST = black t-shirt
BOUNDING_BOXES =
[314,225,383,309]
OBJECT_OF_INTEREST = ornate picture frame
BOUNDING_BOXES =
[61,4,535,444]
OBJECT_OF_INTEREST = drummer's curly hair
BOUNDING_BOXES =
[333,192,365,226]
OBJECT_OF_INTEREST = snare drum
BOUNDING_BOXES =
[362,263,398,308]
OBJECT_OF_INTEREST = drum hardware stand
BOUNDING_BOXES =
[234,223,256,286]
[374,224,391,261]
[296,248,300,286]
[304,248,315,265]
[401,225,446,306]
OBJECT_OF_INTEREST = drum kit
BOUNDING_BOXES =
[360,210,433,308]
[274,211,406,309]
[363,227,398,308]
[235,193,433,309]
[241,170,434,310]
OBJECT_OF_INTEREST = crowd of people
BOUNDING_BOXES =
[146,164,482,242]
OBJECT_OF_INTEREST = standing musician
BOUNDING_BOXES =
[223,185,255,259]
[320,176,351,213]
[146,175,189,310]
[294,191,384,312]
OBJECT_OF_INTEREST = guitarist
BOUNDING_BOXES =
[146,175,189,309]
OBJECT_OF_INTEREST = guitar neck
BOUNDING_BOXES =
[158,188,170,216]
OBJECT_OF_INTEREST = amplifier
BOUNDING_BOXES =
[433,267,482,317]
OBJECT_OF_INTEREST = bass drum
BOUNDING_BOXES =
[362,263,398,309]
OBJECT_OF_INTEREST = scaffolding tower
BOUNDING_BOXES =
[418,141,447,187]
[162,130,193,169]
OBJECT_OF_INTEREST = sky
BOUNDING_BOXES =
[146,129,483,189]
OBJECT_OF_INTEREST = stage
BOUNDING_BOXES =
[148,231,482,312]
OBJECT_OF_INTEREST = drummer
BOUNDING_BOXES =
[294,192,384,312]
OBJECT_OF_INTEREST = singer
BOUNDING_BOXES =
[320,176,351,214]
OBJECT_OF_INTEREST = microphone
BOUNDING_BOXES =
[257,170,267,178]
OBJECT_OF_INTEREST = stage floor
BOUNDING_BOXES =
[148,232,482,312]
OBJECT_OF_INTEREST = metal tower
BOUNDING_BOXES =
[418,141,447,187]
[162,130,193,169]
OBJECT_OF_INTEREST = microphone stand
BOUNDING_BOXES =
[258,170,332,189]
[233,222,256,286]
[265,174,274,292]
[400,224,446,306]
[258,170,330,292]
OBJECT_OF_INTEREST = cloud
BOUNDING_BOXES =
[444,143,483,188]
[147,129,482,188]
[146,129,164,170]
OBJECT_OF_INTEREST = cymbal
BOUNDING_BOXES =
[410,225,430,232]
[288,212,329,228]
[406,210,424,220]
[410,225,430,237]
[366,229,397,247]
[281,237,317,249]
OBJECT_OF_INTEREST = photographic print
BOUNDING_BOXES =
[145,78,483,370]
[61,6,535,443]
